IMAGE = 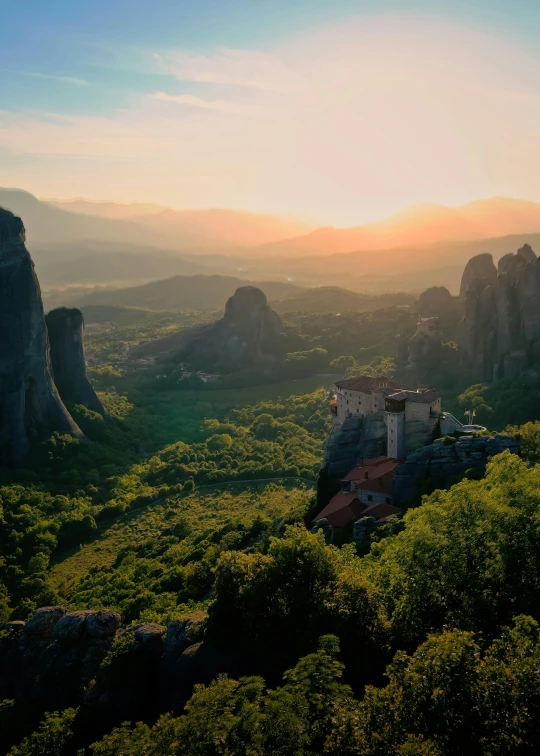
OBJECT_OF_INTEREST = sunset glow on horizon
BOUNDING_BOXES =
[2,1,540,226]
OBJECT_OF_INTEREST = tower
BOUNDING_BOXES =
[385,404,406,459]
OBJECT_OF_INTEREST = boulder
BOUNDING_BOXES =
[86,610,121,639]
[311,518,334,545]
[23,607,66,637]
[0,208,83,463]
[54,610,93,640]
[353,516,377,544]
[124,623,165,654]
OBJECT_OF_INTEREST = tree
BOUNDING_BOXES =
[8,709,77,756]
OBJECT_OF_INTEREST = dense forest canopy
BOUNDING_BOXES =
[2,281,540,754]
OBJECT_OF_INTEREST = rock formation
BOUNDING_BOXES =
[317,413,387,505]
[418,286,455,318]
[393,436,520,504]
[133,286,286,372]
[459,253,497,299]
[458,244,540,381]
[0,605,234,737]
[407,317,442,365]
[0,208,83,463]
[45,307,108,417]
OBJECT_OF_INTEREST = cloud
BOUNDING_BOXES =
[17,71,90,87]
[2,16,540,223]
[151,91,258,116]
[153,48,295,91]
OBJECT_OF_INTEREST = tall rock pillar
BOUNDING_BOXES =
[46,307,108,417]
[0,208,83,463]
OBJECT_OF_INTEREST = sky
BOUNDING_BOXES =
[1,0,540,226]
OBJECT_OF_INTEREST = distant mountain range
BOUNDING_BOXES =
[2,188,540,295]
[257,197,540,257]
[44,195,314,249]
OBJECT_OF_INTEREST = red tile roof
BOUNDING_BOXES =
[315,491,369,528]
[335,375,411,394]
[361,502,402,520]
[343,457,400,483]
[357,470,395,494]
[387,388,440,404]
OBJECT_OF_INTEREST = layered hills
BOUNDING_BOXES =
[4,189,540,296]
[74,276,415,315]
[258,197,540,257]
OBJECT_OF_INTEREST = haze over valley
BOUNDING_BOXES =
[4,188,540,306]
[4,2,540,753]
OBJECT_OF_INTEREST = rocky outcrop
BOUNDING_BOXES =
[408,318,442,364]
[320,413,386,480]
[459,253,497,299]
[392,435,520,504]
[0,208,83,463]
[458,245,540,381]
[418,286,455,318]
[45,307,107,417]
[132,286,285,372]
[0,606,207,731]
[0,608,121,709]
[317,413,386,506]
[517,243,536,263]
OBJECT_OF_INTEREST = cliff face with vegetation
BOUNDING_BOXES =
[0,209,83,463]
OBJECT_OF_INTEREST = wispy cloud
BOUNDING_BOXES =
[153,48,294,92]
[152,91,256,115]
[18,70,90,87]
[3,17,540,223]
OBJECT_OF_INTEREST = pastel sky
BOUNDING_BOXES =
[1,0,540,225]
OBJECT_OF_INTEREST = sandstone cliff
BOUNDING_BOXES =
[0,208,83,463]
[45,307,108,417]
[458,245,540,381]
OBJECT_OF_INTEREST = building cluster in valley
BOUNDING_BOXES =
[314,374,478,538]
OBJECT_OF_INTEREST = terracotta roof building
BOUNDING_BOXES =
[314,456,402,529]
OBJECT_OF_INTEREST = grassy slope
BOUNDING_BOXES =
[50,483,314,619]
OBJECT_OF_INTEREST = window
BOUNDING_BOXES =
[386,497,391,504]
[367,494,373,502]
